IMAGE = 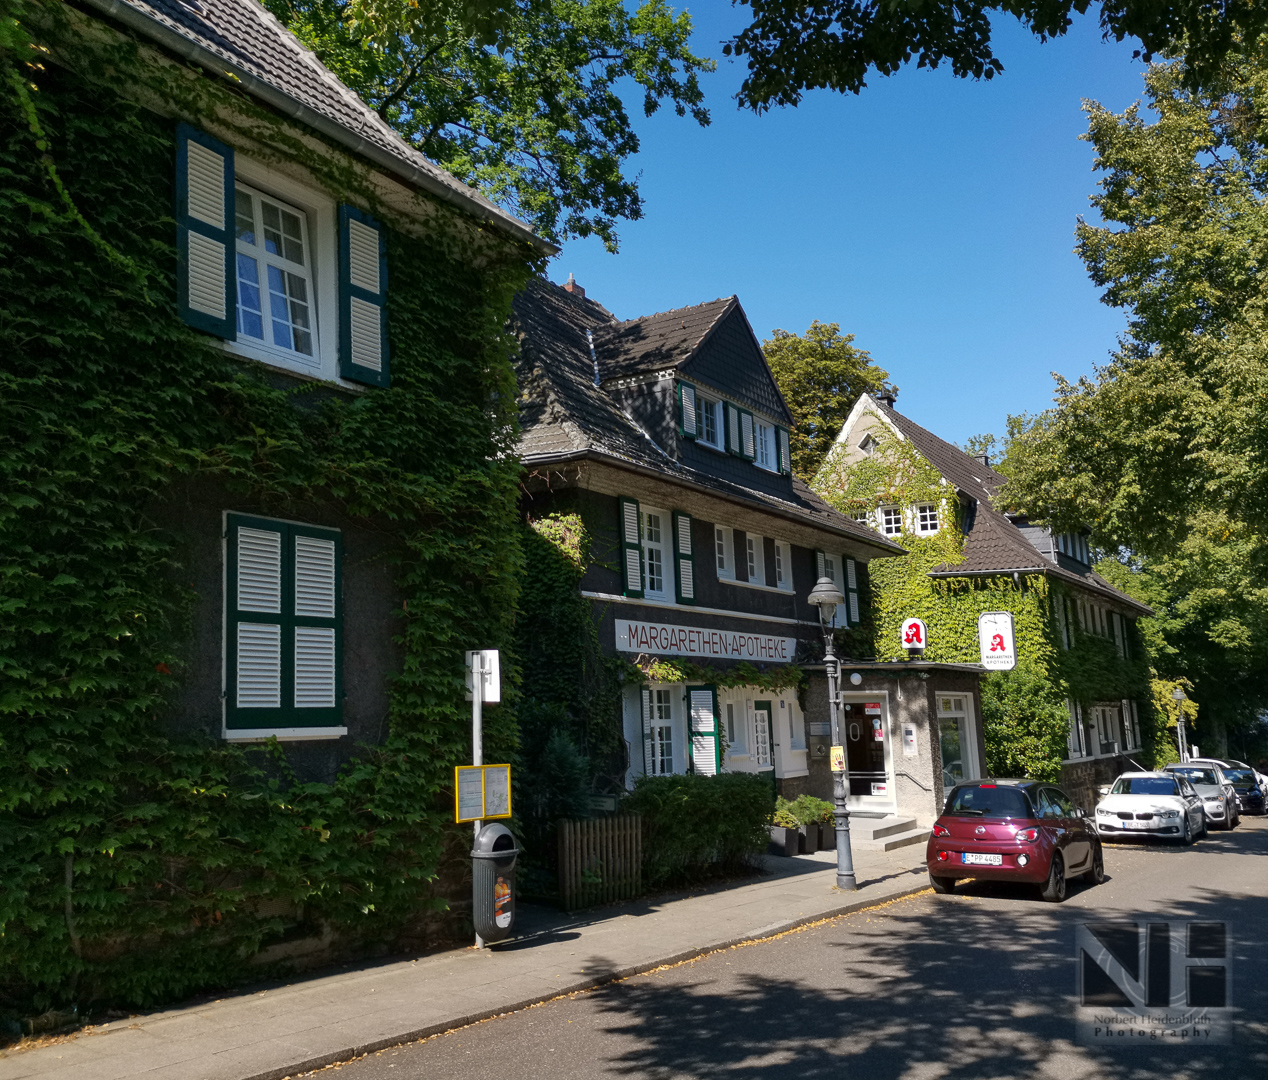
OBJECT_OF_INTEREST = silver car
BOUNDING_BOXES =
[1164,763,1239,830]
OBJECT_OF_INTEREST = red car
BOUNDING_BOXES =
[925,779,1104,903]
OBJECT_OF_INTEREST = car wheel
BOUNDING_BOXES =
[1197,814,1208,839]
[1180,815,1193,845]
[1084,844,1105,885]
[929,874,956,894]
[1040,853,1067,903]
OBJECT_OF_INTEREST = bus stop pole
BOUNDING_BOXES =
[472,651,484,948]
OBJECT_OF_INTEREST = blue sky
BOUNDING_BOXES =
[551,9,1152,446]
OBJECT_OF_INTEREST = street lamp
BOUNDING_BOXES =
[1172,687,1188,763]
[808,576,857,891]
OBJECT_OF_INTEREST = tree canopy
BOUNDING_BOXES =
[265,0,713,250]
[763,321,893,480]
[724,1,1268,110]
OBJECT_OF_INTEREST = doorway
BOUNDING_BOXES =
[841,697,894,812]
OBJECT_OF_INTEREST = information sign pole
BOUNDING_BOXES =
[471,650,484,948]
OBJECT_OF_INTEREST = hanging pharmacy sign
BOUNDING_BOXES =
[978,611,1017,671]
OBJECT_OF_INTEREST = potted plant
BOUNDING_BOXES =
[791,795,834,853]
[768,804,800,857]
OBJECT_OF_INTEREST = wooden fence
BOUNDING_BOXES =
[557,814,642,911]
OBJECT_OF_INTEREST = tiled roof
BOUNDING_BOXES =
[513,279,902,552]
[592,297,736,380]
[83,0,548,250]
[870,397,1153,614]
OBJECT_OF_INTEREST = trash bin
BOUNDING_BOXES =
[472,822,519,943]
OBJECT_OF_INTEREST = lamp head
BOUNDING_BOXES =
[1172,688,1186,702]
[808,576,846,619]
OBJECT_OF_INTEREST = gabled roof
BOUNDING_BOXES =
[82,0,551,252]
[593,297,736,380]
[513,279,903,553]
[863,397,1153,615]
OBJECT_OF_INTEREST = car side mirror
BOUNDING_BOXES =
[1073,807,1084,818]
[1098,786,1110,797]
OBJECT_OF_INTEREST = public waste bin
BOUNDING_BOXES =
[472,822,518,943]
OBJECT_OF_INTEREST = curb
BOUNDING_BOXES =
[246,881,932,1080]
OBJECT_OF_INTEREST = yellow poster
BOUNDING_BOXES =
[829,745,846,773]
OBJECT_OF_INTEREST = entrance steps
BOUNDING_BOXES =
[848,815,931,852]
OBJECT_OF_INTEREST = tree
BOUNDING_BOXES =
[763,321,893,480]
[723,2,1268,110]
[264,0,713,250]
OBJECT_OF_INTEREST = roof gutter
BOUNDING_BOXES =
[522,448,906,557]
[78,0,557,256]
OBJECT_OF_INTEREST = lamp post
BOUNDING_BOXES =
[808,576,857,891]
[1172,687,1188,763]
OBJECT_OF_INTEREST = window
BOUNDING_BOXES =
[916,503,939,535]
[756,422,776,471]
[235,184,316,361]
[652,688,674,774]
[224,513,344,740]
[746,534,763,585]
[852,510,870,524]
[642,508,668,599]
[752,702,772,767]
[819,552,848,625]
[937,694,977,788]
[699,397,720,447]
[773,541,792,591]
[726,702,735,745]
[880,506,902,536]
[857,433,878,456]
[715,526,733,579]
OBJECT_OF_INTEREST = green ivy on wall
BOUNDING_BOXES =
[812,430,1154,782]
[1,3,540,1013]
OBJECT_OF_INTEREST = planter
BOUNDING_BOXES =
[820,821,835,848]
[798,822,820,854]
[768,825,799,857]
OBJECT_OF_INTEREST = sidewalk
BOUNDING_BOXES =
[0,845,930,1080]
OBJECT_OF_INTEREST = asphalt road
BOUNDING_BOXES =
[314,817,1268,1080]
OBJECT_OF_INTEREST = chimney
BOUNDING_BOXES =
[563,273,585,299]
[974,453,990,468]
[876,390,897,409]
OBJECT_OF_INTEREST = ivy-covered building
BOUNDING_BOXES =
[512,278,911,803]
[815,393,1155,810]
[2,0,548,1007]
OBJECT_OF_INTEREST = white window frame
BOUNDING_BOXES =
[936,692,979,784]
[698,396,721,449]
[773,540,793,592]
[746,533,765,586]
[915,503,939,535]
[652,687,675,774]
[226,158,343,385]
[755,422,777,472]
[823,553,847,626]
[714,525,734,580]
[857,433,878,456]
[879,505,902,537]
[641,506,670,601]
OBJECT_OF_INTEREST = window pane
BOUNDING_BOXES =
[236,254,264,339]
[262,201,283,255]
[280,207,305,264]
[267,264,293,350]
[235,189,256,244]
[646,547,663,593]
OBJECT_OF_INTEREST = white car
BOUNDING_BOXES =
[1094,771,1206,844]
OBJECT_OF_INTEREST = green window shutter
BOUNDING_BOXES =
[776,427,791,474]
[338,205,390,388]
[845,557,861,626]
[225,513,342,732]
[814,549,826,581]
[176,122,236,340]
[688,685,720,776]
[642,687,655,775]
[740,410,756,460]
[619,496,643,598]
[678,381,698,439]
[673,510,695,604]
[725,403,743,456]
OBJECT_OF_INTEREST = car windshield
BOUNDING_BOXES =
[1112,777,1178,796]
[1169,768,1218,786]
[1221,768,1255,784]
[945,785,1033,818]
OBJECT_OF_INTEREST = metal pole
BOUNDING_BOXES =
[1176,712,1188,764]
[472,652,484,949]
[824,624,856,891]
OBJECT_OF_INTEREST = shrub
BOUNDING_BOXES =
[786,794,834,825]
[626,773,775,887]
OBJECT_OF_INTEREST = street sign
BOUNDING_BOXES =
[978,611,1016,670]
[465,649,501,703]
[454,764,513,822]
[900,617,927,650]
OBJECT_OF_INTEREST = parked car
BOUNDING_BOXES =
[1094,772,1205,844]
[925,779,1103,903]
[1187,757,1265,815]
[1163,763,1239,830]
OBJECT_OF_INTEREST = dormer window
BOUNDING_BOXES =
[756,422,776,471]
[1056,531,1090,565]
[699,396,720,447]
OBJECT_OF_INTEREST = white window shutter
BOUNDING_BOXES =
[846,557,860,626]
[237,527,282,612]
[689,687,719,776]
[294,627,337,708]
[339,205,390,387]
[619,497,642,598]
[679,382,698,438]
[673,510,694,604]
[726,403,742,455]
[177,123,235,339]
[777,427,791,474]
[236,622,281,708]
[642,688,654,775]
[815,549,826,580]
[740,412,756,459]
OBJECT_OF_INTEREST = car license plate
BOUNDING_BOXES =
[1125,821,1149,830]
[962,852,1002,866]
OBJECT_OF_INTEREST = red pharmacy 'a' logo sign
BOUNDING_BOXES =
[990,633,1006,652]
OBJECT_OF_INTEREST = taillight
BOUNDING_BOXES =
[936,850,949,862]
[1015,827,1039,843]
[932,822,950,837]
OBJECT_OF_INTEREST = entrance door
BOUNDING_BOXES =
[841,698,893,810]
[751,701,773,769]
